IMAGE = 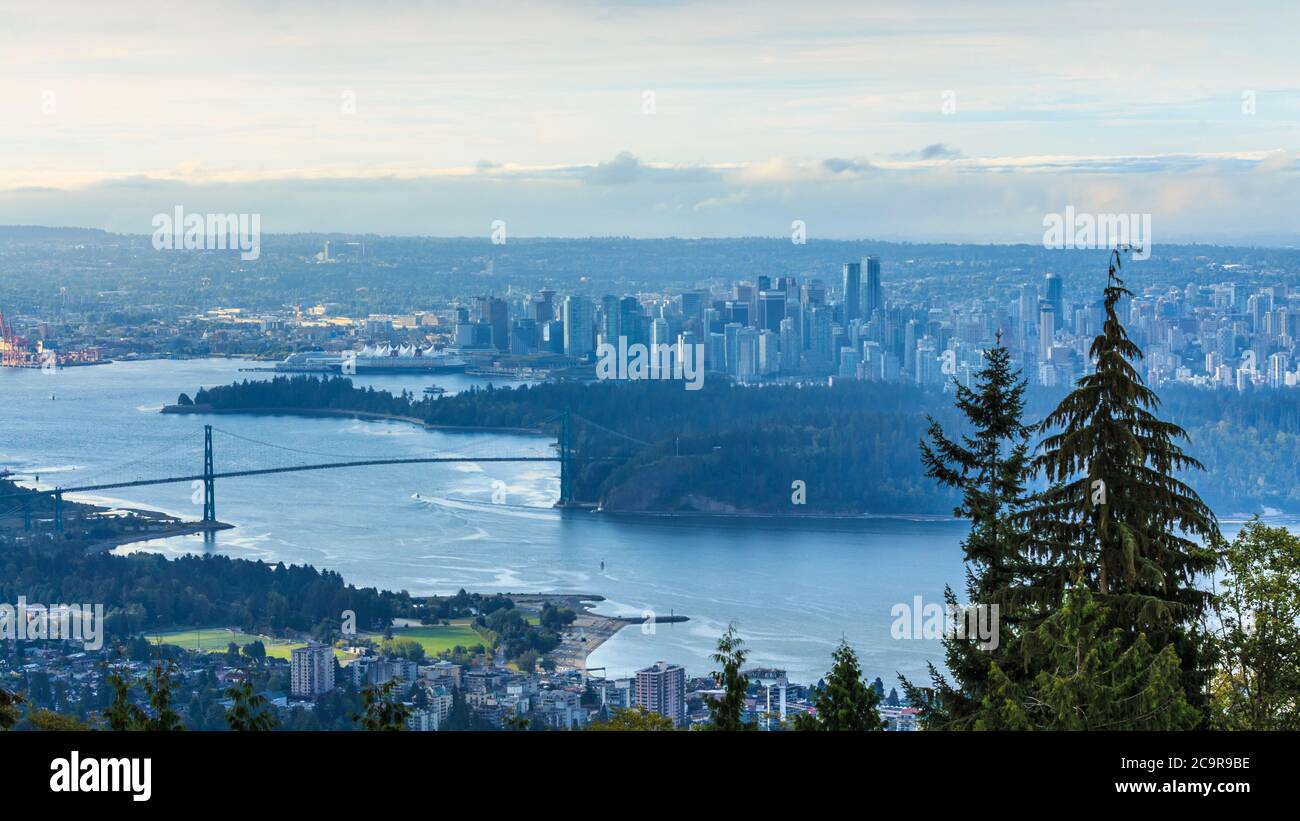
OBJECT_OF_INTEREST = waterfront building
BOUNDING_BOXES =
[635,661,687,727]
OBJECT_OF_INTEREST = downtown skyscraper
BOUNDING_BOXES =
[864,256,883,318]
[842,261,862,323]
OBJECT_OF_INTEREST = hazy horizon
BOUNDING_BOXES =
[3,0,1298,244]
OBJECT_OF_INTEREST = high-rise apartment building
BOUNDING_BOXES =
[290,642,335,698]
[634,661,687,727]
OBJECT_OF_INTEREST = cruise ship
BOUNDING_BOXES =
[276,345,468,374]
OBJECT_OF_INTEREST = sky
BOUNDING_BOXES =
[1,0,1298,243]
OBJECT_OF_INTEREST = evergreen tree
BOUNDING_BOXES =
[444,688,473,730]
[142,663,185,731]
[904,335,1034,728]
[706,623,752,730]
[974,580,1198,730]
[1017,250,1219,710]
[225,678,279,731]
[0,688,23,730]
[798,639,885,731]
[353,679,410,731]
[99,662,186,731]
[103,667,149,731]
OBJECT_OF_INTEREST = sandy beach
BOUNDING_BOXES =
[509,593,688,673]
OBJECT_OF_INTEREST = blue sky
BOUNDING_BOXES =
[2,0,1298,242]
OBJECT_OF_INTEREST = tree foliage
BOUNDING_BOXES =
[1211,518,1300,730]
[588,706,676,731]
[1016,251,1219,711]
[353,679,410,731]
[974,581,1199,730]
[102,663,185,731]
[225,678,279,731]
[799,639,885,731]
[706,623,752,731]
[903,337,1034,728]
[0,688,23,730]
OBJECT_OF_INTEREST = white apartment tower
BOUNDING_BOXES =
[291,642,335,698]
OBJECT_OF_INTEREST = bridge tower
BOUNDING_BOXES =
[53,489,63,532]
[202,424,216,523]
[559,410,572,506]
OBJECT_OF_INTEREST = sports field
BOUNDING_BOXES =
[147,628,353,661]
[362,620,485,655]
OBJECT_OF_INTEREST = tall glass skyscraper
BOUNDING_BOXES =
[562,295,593,357]
[864,256,883,318]
[1045,273,1063,329]
[842,261,862,323]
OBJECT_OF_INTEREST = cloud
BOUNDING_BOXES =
[821,158,875,175]
[2,147,1296,245]
[919,143,962,160]
[581,152,643,185]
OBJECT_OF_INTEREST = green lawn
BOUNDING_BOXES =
[150,621,488,664]
[363,621,485,655]
[147,627,354,662]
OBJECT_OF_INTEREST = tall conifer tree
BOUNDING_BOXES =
[707,623,753,731]
[1017,249,1219,710]
[903,335,1034,728]
[800,639,885,730]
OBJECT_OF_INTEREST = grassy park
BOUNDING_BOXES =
[361,620,485,656]
[147,627,354,662]
[148,621,486,663]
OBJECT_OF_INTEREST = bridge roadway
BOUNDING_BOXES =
[0,453,625,500]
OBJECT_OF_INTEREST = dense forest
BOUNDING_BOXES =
[0,535,416,640]
[188,375,965,514]
[185,372,1300,516]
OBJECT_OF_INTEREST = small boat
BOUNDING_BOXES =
[422,384,447,395]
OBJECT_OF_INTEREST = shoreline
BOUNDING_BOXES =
[159,405,956,521]
[508,593,688,673]
[161,404,548,436]
[0,477,234,554]
[84,517,235,554]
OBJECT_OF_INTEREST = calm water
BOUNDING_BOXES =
[0,359,1266,686]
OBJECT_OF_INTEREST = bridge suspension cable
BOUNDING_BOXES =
[568,413,654,448]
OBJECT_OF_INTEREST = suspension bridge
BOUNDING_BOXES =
[0,410,649,532]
